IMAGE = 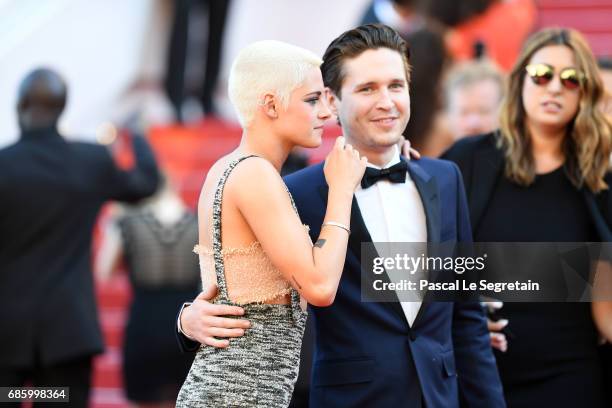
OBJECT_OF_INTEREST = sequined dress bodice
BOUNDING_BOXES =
[176,154,307,407]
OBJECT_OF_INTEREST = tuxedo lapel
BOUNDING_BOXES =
[405,159,442,325]
[317,182,408,324]
[406,159,440,243]
[348,196,371,259]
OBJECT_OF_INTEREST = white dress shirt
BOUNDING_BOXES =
[355,146,427,326]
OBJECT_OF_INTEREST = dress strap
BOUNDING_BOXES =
[212,155,259,302]
[284,189,309,323]
[284,185,300,217]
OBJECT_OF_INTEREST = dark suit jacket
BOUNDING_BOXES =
[0,127,159,368]
[441,131,612,241]
[284,158,504,408]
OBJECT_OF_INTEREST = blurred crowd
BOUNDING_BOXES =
[1,0,612,407]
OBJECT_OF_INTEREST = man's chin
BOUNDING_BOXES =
[371,131,403,147]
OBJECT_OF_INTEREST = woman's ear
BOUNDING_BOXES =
[260,93,279,119]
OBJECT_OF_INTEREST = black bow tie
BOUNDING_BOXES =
[361,160,408,189]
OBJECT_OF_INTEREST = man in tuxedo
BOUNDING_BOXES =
[0,68,159,407]
[177,24,504,407]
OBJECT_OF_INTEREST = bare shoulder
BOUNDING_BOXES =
[225,156,286,201]
[229,156,282,186]
[198,154,241,204]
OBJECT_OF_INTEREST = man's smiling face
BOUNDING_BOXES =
[329,47,411,154]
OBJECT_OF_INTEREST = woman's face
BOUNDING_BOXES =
[275,67,331,149]
[522,45,581,133]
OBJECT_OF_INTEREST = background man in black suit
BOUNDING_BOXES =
[0,68,160,407]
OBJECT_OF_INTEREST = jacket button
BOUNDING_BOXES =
[409,332,417,341]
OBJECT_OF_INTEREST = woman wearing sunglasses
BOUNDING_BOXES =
[443,28,612,407]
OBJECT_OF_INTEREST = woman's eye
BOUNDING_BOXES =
[390,82,404,89]
[359,87,372,93]
[306,97,319,105]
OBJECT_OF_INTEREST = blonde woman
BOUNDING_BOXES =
[444,28,612,407]
[176,41,366,406]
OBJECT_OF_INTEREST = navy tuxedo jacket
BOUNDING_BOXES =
[284,157,505,408]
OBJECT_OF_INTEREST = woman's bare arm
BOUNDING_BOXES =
[231,139,365,306]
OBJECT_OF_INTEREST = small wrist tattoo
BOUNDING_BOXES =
[314,239,327,248]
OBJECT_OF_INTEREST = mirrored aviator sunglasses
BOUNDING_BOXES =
[525,63,582,90]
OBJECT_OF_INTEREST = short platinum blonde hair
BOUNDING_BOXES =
[228,40,323,127]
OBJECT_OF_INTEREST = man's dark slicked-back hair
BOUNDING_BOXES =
[321,24,411,98]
